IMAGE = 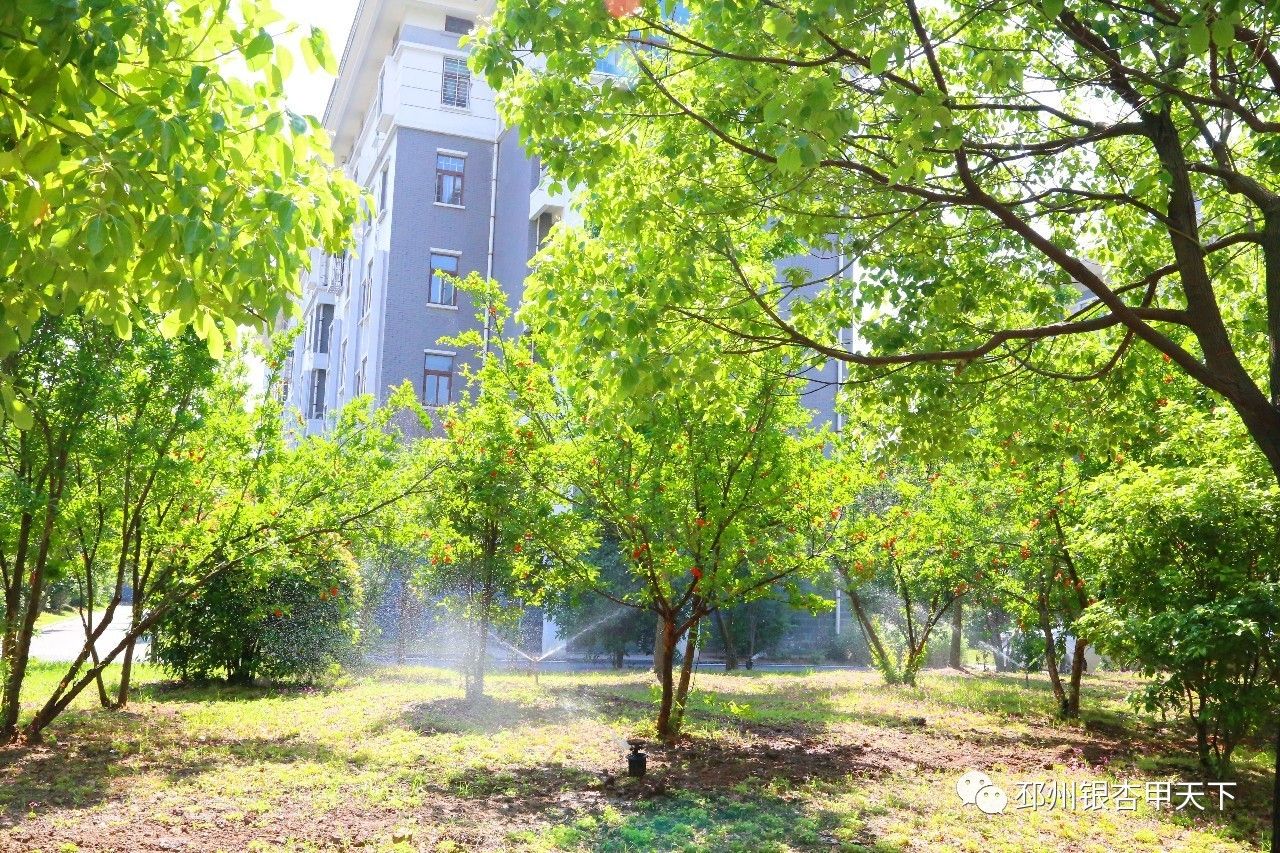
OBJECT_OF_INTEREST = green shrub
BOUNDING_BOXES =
[1077,461,1280,777]
[151,558,361,684]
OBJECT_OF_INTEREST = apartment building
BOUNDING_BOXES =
[282,0,550,431]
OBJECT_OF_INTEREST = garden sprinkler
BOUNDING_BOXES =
[627,739,647,778]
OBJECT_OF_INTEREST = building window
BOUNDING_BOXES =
[435,153,464,205]
[337,340,348,398]
[442,57,470,108]
[278,355,293,403]
[423,353,454,406]
[429,252,459,305]
[444,15,474,34]
[356,356,368,396]
[359,266,372,319]
[308,369,327,419]
[378,164,389,214]
[309,303,334,354]
[536,211,560,247]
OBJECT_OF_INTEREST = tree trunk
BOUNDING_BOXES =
[612,648,624,669]
[653,616,668,679]
[1037,602,1068,715]
[949,596,963,669]
[902,633,933,687]
[0,595,40,740]
[90,646,111,708]
[82,598,112,709]
[1269,719,1278,853]
[1066,637,1086,718]
[1195,718,1213,774]
[713,608,738,671]
[654,617,679,739]
[672,618,700,733]
[2,581,21,673]
[745,605,756,670]
[848,588,894,682]
[468,596,492,702]
[114,636,137,710]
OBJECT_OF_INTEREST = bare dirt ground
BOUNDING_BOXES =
[0,667,1271,852]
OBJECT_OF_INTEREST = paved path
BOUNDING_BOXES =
[28,606,148,663]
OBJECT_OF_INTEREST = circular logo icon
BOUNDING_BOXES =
[975,783,1009,814]
[956,770,992,805]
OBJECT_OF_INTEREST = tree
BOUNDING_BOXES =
[943,440,1099,717]
[0,325,436,742]
[839,346,1202,708]
[837,461,989,686]
[476,0,1280,483]
[0,314,121,730]
[709,591,795,669]
[948,596,963,670]
[478,3,1280,828]
[56,321,218,709]
[0,0,358,408]
[412,278,593,701]
[559,358,841,737]
[1077,407,1280,779]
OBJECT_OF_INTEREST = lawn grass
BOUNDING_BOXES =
[32,608,77,632]
[0,662,1272,851]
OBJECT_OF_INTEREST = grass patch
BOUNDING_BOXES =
[0,665,1271,851]
[32,608,78,632]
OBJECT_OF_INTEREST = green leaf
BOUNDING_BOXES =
[776,144,803,174]
[870,47,893,75]
[8,398,32,430]
[1042,0,1064,17]
[245,29,274,60]
[17,187,43,226]
[1210,16,1235,48]
[86,216,109,257]
[307,27,337,74]
[206,324,225,359]
[159,311,185,339]
[23,137,61,176]
[1186,22,1210,54]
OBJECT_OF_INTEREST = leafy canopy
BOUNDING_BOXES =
[474,0,1280,473]
[0,0,358,420]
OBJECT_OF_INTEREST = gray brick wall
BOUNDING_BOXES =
[380,127,497,407]
[492,126,534,324]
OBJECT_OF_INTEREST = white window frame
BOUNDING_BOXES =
[428,249,461,308]
[359,260,373,322]
[377,163,390,219]
[441,56,471,109]
[435,151,466,207]
[422,350,456,407]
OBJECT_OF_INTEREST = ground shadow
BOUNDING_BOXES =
[0,707,215,824]
[399,694,582,736]
[136,679,342,704]
[575,785,907,853]
[0,705,365,828]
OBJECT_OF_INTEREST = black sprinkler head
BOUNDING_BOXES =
[627,739,647,778]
